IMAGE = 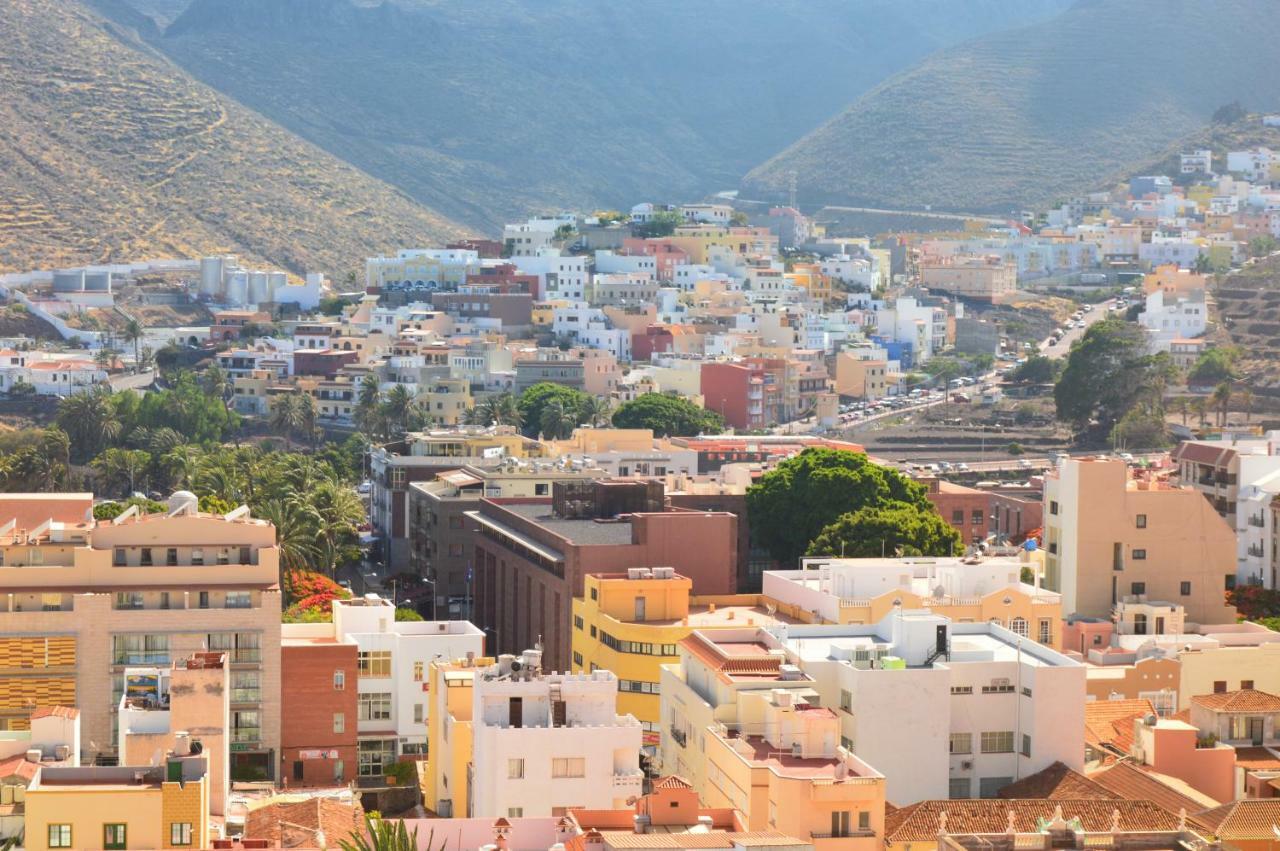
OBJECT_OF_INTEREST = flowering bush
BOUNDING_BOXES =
[1229,585,1280,620]
[283,570,352,622]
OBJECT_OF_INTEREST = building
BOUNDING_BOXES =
[468,480,740,671]
[279,627,358,787]
[658,628,887,845]
[514,358,587,394]
[570,570,800,740]
[466,649,643,817]
[763,555,1061,646]
[922,479,992,544]
[1042,459,1237,624]
[700,362,765,430]
[0,492,282,776]
[1139,288,1207,352]
[24,751,209,851]
[409,463,610,619]
[920,258,1017,303]
[833,353,888,401]
[281,595,484,777]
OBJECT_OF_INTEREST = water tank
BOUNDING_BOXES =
[168,490,198,515]
[83,271,112,292]
[25,749,42,764]
[174,731,191,755]
[225,272,249,307]
[199,257,224,297]
[248,272,270,305]
[268,272,288,302]
[52,270,85,293]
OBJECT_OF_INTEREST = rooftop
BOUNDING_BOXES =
[885,800,1180,842]
[1190,688,1280,713]
[498,502,637,547]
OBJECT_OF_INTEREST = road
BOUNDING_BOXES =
[1038,298,1118,358]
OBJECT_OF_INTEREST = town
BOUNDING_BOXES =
[1,125,1280,851]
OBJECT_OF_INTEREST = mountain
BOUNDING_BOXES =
[743,0,1280,214]
[1110,115,1280,189]
[0,0,467,277]
[138,0,1069,230]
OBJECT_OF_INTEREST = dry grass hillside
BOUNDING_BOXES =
[1212,256,1280,393]
[0,0,468,277]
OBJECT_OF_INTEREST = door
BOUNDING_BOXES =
[293,761,304,782]
[1250,717,1264,746]
[634,596,646,622]
[936,625,948,655]
[1155,616,1165,634]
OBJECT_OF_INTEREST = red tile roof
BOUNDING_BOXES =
[244,798,365,849]
[885,800,1179,842]
[1191,689,1280,713]
[1194,800,1280,840]
[0,494,93,529]
[1089,761,1220,817]
[0,755,39,783]
[997,763,1119,801]
[30,706,79,720]
[1084,699,1154,751]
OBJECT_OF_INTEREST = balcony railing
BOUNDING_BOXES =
[230,689,261,703]
[231,728,261,744]
[113,653,169,666]
[669,726,688,748]
[1249,514,1266,528]
[811,831,876,839]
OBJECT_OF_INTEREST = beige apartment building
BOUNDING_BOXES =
[0,493,281,777]
[920,257,1017,302]
[1042,459,1236,624]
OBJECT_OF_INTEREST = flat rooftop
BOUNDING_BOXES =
[786,629,1065,668]
[499,503,636,546]
[723,732,865,780]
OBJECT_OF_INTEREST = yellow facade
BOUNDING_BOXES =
[786,263,835,303]
[0,636,76,730]
[832,587,1062,648]
[572,574,798,732]
[423,656,492,818]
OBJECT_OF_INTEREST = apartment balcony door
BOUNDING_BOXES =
[1251,717,1264,746]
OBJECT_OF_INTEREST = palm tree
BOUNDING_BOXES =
[539,399,575,440]
[1169,396,1189,427]
[201,364,229,400]
[310,481,365,576]
[1212,381,1233,427]
[269,392,314,450]
[580,395,613,427]
[122,317,144,374]
[494,392,522,428]
[91,448,151,498]
[258,497,320,575]
[354,377,382,436]
[338,817,436,851]
[1240,388,1255,424]
[381,384,413,436]
[56,386,120,461]
[1192,397,1210,428]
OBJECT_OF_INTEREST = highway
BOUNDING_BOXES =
[1038,298,1118,358]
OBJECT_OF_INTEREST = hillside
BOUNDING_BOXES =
[1109,115,1280,188]
[138,0,1068,230]
[743,0,1280,214]
[0,0,468,277]
[1212,257,1280,393]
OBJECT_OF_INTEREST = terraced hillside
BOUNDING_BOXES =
[0,0,467,276]
[143,0,1068,230]
[744,0,1280,213]
[1110,116,1280,188]
[1213,257,1280,393]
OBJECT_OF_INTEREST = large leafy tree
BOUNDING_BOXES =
[517,382,589,438]
[746,448,936,565]
[611,393,724,436]
[807,503,962,558]
[1054,317,1167,433]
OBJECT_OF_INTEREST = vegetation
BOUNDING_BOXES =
[806,503,962,558]
[92,497,168,520]
[517,383,590,439]
[465,393,523,429]
[745,0,1280,213]
[1187,347,1240,386]
[283,571,353,622]
[1009,355,1061,385]
[746,448,948,565]
[1054,318,1174,439]
[633,210,684,239]
[611,393,724,437]
[394,607,424,622]
[0,0,464,275]
[338,816,429,851]
[1229,585,1280,621]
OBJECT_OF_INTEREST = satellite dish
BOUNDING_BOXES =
[510,660,522,672]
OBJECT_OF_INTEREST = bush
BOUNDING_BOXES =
[385,761,417,785]
[93,497,168,520]
[1006,442,1024,456]
[395,607,424,622]
[1230,585,1280,620]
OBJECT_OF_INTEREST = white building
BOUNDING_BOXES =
[364,249,480,292]
[282,596,484,762]
[551,305,630,362]
[469,650,643,818]
[511,250,589,301]
[680,204,733,226]
[503,223,558,258]
[874,297,947,364]
[593,251,656,280]
[780,611,1085,804]
[0,351,108,397]
[1180,150,1214,175]
[1226,148,1275,181]
[1138,236,1205,270]
[1138,287,1207,351]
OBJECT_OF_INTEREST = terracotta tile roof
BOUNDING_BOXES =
[651,775,694,790]
[997,762,1120,801]
[245,798,365,849]
[1195,800,1280,840]
[0,755,39,783]
[0,494,93,529]
[30,706,79,720]
[1089,761,1220,816]
[1233,746,1280,770]
[884,800,1180,842]
[597,832,809,848]
[1190,689,1280,713]
[1084,699,1154,750]
[1171,442,1236,466]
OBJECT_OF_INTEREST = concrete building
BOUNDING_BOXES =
[777,612,1085,803]
[920,258,1017,303]
[281,595,483,775]
[365,249,481,292]
[658,628,886,845]
[467,650,643,818]
[279,627,358,788]
[1139,287,1207,352]
[0,493,281,776]
[1042,458,1237,624]
[467,480,740,671]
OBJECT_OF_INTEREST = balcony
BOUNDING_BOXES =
[231,727,261,744]
[1249,514,1266,528]
[230,688,261,704]
[812,831,876,840]
[612,770,644,786]
[669,726,688,748]
[113,653,169,666]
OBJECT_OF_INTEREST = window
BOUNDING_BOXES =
[507,808,524,818]
[231,670,260,703]
[950,733,972,754]
[1136,514,1147,528]
[574,615,584,631]
[839,689,852,713]
[508,758,525,779]
[949,778,970,799]
[1132,549,1147,560]
[1010,617,1028,637]
[972,509,984,525]
[1181,581,1192,596]
[980,731,1014,753]
[113,634,168,665]
[198,591,209,609]
[334,713,345,734]
[358,693,392,721]
[225,591,251,609]
[952,509,964,524]
[1038,619,1052,644]
[104,823,127,849]
[140,548,153,566]
[1021,734,1032,757]
[552,757,585,778]
[590,626,597,638]
[1229,716,1255,740]
[358,650,392,677]
[830,811,853,838]
[448,543,464,557]
[413,704,424,724]
[1130,582,1146,596]
[1049,501,1059,515]
[114,548,126,566]
[171,823,193,846]
[334,670,345,690]
[951,685,973,695]
[979,777,1013,798]
[49,825,72,848]
[572,651,583,667]
[191,549,204,566]
[413,661,424,682]
[590,588,598,600]
[358,740,396,776]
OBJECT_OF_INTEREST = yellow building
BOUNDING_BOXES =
[571,572,800,738]
[659,630,886,851]
[423,654,493,818]
[786,263,835,303]
[665,225,779,264]
[25,753,209,851]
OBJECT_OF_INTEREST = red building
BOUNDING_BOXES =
[280,638,358,787]
[922,478,990,545]
[621,238,690,281]
[464,263,540,297]
[293,349,359,378]
[700,362,765,431]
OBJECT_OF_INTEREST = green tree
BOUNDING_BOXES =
[580,395,614,427]
[269,392,315,450]
[1249,235,1278,258]
[1212,101,1248,124]
[745,448,935,565]
[395,607,424,622]
[92,448,152,497]
[354,377,383,438]
[380,384,414,437]
[56,386,121,462]
[1212,381,1233,427]
[338,816,437,851]
[1009,355,1059,385]
[806,503,962,558]
[122,316,144,374]
[1054,318,1163,434]
[611,393,725,437]
[539,400,576,440]
[1109,408,1169,450]
[634,210,684,239]
[258,497,320,574]
[517,382,589,438]
[1187,347,1240,386]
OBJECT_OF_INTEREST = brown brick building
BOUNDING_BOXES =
[280,638,358,787]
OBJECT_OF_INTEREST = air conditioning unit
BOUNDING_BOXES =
[960,760,973,771]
